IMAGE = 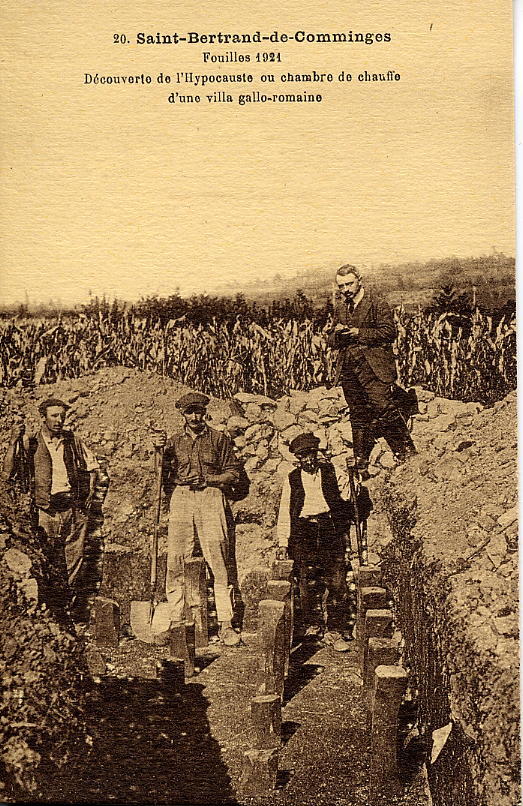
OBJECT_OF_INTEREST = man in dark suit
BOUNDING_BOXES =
[329,264,416,477]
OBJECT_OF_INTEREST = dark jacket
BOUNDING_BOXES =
[329,290,398,386]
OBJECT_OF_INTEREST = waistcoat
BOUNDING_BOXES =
[28,431,88,509]
[289,463,348,534]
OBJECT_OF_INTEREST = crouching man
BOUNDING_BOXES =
[276,433,353,652]
[152,392,241,647]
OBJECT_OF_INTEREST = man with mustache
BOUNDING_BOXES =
[152,392,242,647]
[329,264,416,479]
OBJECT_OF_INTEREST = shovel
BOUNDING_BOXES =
[130,442,171,644]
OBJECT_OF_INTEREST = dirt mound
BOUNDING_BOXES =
[1,369,515,617]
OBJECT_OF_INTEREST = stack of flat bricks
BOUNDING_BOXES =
[364,637,401,710]
[267,579,293,678]
[240,747,279,796]
[183,557,208,648]
[369,665,408,804]
[362,608,394,686]
[94,596,120,647]
[241,560,294,797]
[256,600,286,698]
[156,658,184,696]
[356,585,388,651]
[355,565,383,639]
[270,558,295,677]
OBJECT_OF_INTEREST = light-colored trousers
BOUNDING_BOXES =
[166,486,233,624]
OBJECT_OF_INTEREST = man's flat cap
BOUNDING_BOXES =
[176,392,210,411]
[289,432,320,455]
[38,398,70,416]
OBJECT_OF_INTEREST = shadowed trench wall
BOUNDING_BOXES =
[379,393,518,806]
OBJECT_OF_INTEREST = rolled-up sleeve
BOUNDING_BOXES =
[217,432,240,485]
[77,439,99,473]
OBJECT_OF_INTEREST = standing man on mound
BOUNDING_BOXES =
[152,392,241,647]
[329,264,416,479]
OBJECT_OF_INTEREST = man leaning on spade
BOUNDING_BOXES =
[329,263,416,479]
[152,392,242,647]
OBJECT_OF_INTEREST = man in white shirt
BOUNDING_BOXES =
[276,432,353,652]
[3,398,99,621]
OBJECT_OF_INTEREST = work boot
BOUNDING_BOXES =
[380,411,417,464]
[351,425,375,479]
[219,622,241,647]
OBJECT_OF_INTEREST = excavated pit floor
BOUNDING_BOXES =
[51,632,430,806]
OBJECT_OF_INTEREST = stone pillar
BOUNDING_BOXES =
[365,637,401,708]
[362,609,394,677]
[356,586,388,643]
[169,621,196,677]
[257,600,286,698]
[267,580,293,677]
[271,559,294,583]
[94,596,120,647]
[184,557,208,648]
[251,694,282,749]
[156,658,184,696]
[184,620,196,677]
[240,749,278,795]
[369,665,408,804]
[86,647,106,677]
[357,565,382,592]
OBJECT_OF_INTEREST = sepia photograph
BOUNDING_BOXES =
[0,1,518,804]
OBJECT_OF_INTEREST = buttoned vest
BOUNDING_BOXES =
[28,431,88,509]
[289,463,348,535]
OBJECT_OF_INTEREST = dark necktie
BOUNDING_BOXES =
[347,300,355,315]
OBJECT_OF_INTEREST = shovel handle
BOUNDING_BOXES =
[348,465,363,566]
[150,445,164,593]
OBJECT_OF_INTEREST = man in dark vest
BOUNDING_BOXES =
[276,432,352,652]
[3,398,99,618]
[329,264,416,478]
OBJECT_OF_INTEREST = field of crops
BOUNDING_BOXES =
[0,308,516,405]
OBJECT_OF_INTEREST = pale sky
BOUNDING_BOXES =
[0,0,515,305]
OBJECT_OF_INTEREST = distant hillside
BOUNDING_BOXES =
[216,253,515,312]
[0,254,515,319]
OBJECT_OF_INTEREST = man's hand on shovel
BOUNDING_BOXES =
[151,429,167,450]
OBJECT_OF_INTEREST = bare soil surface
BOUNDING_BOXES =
[51,633,429,806]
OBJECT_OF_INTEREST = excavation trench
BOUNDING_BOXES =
[0,373,517,804]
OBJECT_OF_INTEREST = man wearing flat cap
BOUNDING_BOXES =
[276,432,354,652]
[3,398,99,620]
[152,392,242,647]
[329,264,416,478]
